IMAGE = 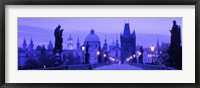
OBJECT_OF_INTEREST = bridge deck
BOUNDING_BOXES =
[94,64,143,70]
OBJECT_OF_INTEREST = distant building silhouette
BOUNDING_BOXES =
[67,34,74,50]
[108,39,120,61]
[47,41,54,55]
[84,29,101,64]
[48,41,53,50]
[23,38,27,50]
[28,38,34,50]
[102,36,108,62]
[76,37,80,49]
[120,22,136,64]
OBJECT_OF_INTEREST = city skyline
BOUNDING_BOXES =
[18,17,182,49]
[18,17,182,70]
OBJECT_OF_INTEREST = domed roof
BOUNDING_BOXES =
[85,29,100,42]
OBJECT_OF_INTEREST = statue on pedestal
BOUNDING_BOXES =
[54,25,64,53]
[168,20,182,69]
[53,25,64,65]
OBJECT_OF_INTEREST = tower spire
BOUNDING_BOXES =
[123,21,131,36]
[29,38,34,50]
[116,35,119,48]
[91,28,95,34]
[76,35,80,49]
[67,34,73,50]
[157,38,159,47]
[23,38,27,50]
[103,34,108,52]
[105,34,107,42]
[133,29,135,34]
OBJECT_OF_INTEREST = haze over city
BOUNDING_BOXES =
[18,17,182,49]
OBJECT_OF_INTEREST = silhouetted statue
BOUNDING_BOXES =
[168,20,182,69]
[170,21,181,48]
[138,46,144,64]
[85,42,90,64]
[54,25,64,54]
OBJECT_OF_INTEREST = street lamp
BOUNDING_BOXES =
[82,45,85,64]
[82,46,85,51]
[133,54,136,58]
[97,51,100,55]
[104,54,106,57]
[138,52,141,56]
[150,45,155,64]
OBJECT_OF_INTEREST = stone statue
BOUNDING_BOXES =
[54,25,64,54]
[168,20,182,69]
[169,21,181,48]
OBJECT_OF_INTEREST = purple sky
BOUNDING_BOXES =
[18,17,182,49]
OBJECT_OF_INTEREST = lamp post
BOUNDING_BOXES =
[150,45,155,64]
[104,52,108,63]
[97,51,100,55]
[97,51,102,63]
[82,45,85,64]
[104,54,106,57]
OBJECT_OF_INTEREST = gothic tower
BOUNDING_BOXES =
[102,35,108,63]
[23,38,27,50]
[156,39,160,52]
[102,36,108,52]
[120,22,136,64]
[115,38,120,60]
[67,34,74,50]
[29,38,34,50]
[76,37,80,49]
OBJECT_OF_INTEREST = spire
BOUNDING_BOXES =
[68,34,73,40]
[156,38,159,47]
[116,37,119,48]
[76,36,80,49]
[30,38,33,44]
[104,34,107,43]
[23,38,27,50]
[116,34,119,44]
[132,29,136,35]
[103,34,108,51]
[91,28,95,34]
[67,34,74,50]
[123,21,131,36]
[29,38,34,50]
[77,37,79,43]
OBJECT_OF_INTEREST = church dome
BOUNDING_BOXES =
[85,29,100,42]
